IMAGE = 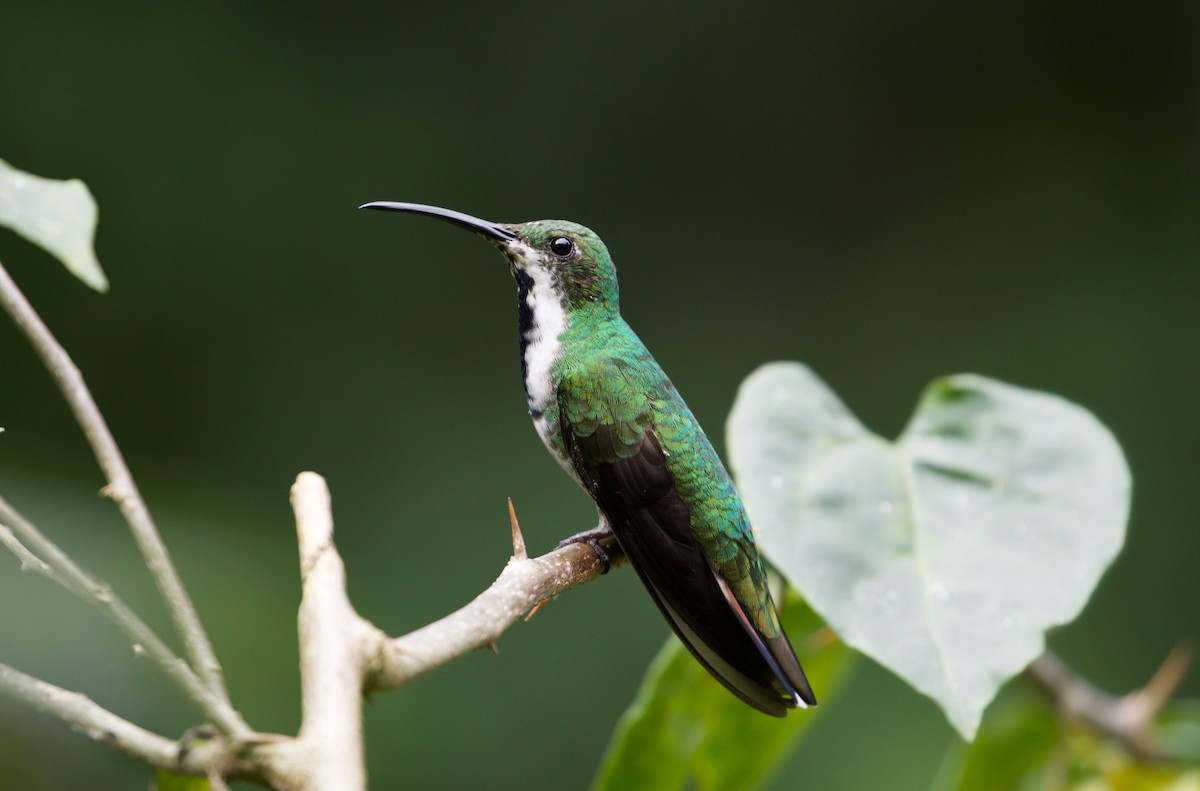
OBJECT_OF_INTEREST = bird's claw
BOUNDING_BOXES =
[555,527,614,573]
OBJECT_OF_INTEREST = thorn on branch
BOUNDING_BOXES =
[376,530,626,690]
[524,599,551,622]
[507,498,527,563]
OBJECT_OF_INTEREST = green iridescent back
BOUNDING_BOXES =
[547,314,783,639]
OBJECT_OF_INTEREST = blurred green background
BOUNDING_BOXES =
[1,2,1196,788]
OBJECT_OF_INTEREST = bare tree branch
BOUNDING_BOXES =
[226,475,628,789]
[248,473,374,790]
[0,259,241,730]
[0,454,629,789]
[0,494,245,733]
[0,661,239,777]
[369,514,624,691]
[0,519,51,575]
[1026,646,1193,760]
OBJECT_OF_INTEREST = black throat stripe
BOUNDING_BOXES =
[514,269,537,413]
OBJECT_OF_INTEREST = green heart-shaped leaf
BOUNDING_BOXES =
[727,363,1129,739]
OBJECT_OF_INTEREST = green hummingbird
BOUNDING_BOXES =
[362,201,815,716]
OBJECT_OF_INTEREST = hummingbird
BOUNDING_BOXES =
[361,201,815,716]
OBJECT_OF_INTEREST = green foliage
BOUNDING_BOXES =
[0,158,106,291]
[936,692,1063,791]
[727,363,1130,738]
[936,691,1200,791]
[591,361,1146,791]
[590,596,853,791]
[154,769,211,791]
[1159,702,1200,765]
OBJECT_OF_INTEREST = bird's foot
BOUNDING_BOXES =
[555,527,615,573]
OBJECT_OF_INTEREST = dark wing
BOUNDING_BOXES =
[562,413,811,716]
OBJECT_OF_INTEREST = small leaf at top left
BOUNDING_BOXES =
[0,157,108,291]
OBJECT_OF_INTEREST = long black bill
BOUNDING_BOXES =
[359,201,517,242]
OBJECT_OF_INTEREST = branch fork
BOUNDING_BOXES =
[0,257,624,787]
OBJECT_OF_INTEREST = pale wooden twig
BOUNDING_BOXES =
[251,473,377,791]
[2,464,625,787]
[369,522,624,690]
[0,494,244,733]
[0,259,240,730]
[0,661,238,776]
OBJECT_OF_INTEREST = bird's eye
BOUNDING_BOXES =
[549,236,575,258]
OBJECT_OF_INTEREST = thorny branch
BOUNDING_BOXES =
[0,467,624,788]
[371,503,624,691]
[0,256,635,785]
